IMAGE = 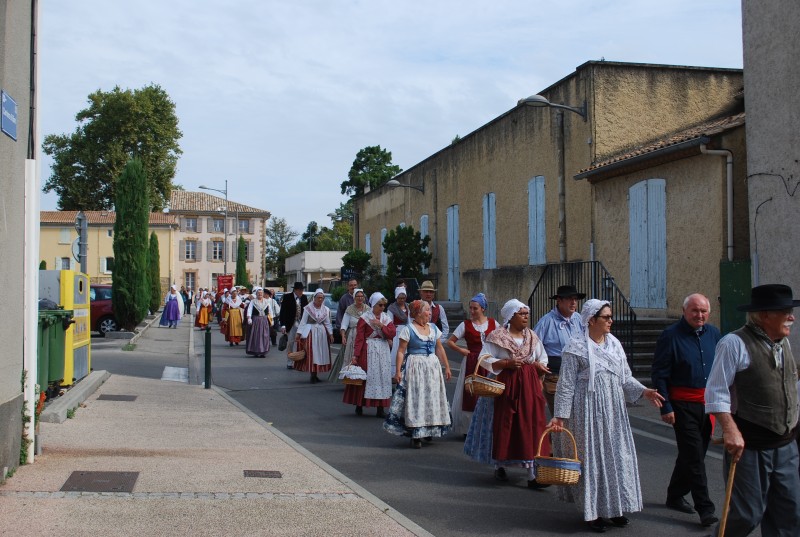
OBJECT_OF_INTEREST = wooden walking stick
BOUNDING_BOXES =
[718,459,737,537]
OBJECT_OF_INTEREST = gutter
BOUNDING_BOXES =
[700,144,734,261]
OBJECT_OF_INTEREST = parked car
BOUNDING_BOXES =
[90,284,118,336]
[302,291,341,343]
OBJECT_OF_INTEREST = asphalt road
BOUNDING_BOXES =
[91,325,761,537]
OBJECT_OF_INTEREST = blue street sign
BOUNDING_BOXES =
[2,90,18,141]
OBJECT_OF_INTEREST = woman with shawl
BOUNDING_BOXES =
[245,288,271,357]
[386,286,410,380]
[447,293,497,436]
[328,288,369,382]
[465,299,550,488]
[159,285,184,328]
[343,292,396,417]
[383,300,452,448]
[295,288,334,384]
[223,289,244,346]
[196,292,213,329]
[549,299,663,533]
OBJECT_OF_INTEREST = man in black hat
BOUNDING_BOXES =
[279,282,309,369]
[705,284,800,536]
[533,284,585,415]
[652,293,721,527]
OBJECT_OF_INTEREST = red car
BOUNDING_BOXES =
[90,284,118,336]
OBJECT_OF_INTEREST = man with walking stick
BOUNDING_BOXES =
[705,284,800,536]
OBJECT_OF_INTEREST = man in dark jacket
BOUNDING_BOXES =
[280,282,309,369]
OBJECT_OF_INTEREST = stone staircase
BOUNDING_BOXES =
[614,317,677,386]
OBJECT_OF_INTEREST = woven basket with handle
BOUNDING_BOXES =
[287,350,305,362]
[534,426,582,486]
[464,354,505,398]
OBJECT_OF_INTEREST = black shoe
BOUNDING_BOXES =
[423,436,433,442]
[376,407,385,418]
[494,468,508,481]
[610,516,629,527]
[229,342,233,347]
[587,518,608,533]
[666,497,695,514]
[310,375,319,384]
[699,513,718,527]
[527,479,551,489]
[355,406,363,416]
[411,439,422,449]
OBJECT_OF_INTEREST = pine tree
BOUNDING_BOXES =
[112,158,150,330]
[235,235,250,288]
[147,232,162,314]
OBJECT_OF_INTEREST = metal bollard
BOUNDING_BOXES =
[204,325,212,388]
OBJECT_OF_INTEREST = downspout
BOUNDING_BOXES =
[700,145,734,261]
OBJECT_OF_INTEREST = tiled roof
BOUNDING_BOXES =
[169,191,270,217]
[40,211,178,226]
[577,112,746,179]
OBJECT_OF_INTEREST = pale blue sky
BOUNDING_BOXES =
[38,1,743,233]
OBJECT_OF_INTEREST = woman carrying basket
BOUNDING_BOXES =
[468,299,551,488]
[343,292,396,417]
[548,299,663,533]
[329,288,369,382]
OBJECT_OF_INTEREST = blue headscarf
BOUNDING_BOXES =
[470,293,488,310]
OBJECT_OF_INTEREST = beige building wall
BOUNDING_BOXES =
[357,62,744,307]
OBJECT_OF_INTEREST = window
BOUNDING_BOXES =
[212,218,224,233]
[101,257,115,274]
[185,240,197,261]
[483,192,497,269]
[365,233,371,254]
[528,176,546,265]
[232,240,253,262]
[107,229,113,238]
[184,272,196,292]
[185,217,197,232]
[212,241,225,261]
[61,257,71,270]
[238,219,250,234]
[380,228,387,274]
[59,228,71,244]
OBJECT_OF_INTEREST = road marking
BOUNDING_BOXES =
[161,366,189,383]
[630,426,723,461]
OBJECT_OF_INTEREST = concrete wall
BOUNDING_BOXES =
[593,127,748,324]
[742,0,800,350]
[0,0,32,476]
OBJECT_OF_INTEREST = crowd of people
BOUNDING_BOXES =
[176,277,799,536]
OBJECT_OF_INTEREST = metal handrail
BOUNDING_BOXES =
[527,261,637,363]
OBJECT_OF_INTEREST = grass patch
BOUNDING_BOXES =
[122,343,136,351]
[66,407,77,419]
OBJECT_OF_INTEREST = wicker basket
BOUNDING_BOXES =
[534,427,582,486]
[464,354,505,398]
[342,378,365,386]
[287,350,306,362]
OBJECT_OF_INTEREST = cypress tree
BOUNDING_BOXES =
[112,158,150,330]
[147,232,162,314]
[235,235,250,288]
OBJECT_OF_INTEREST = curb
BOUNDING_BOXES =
[40,369,111,424]
[211,385,436,537]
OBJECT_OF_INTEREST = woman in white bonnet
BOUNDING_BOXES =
[549,299,663,533]
[159,284,184,328]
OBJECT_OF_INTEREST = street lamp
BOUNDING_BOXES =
[518,94,587,262]
[386,179,424,194]
[199,180,228,275]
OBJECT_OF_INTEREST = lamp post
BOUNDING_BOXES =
[386,179,424,194]
[199,180,228,275]
[519,94,586,263]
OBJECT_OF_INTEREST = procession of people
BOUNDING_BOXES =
[171,276,798,536]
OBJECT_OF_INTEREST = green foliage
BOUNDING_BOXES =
[112,158,150,330]
[330,286,346,301]
[66,407,76,419]
[265,217,299,285]
[42,84,182,211]
[340,145,402,198]
[382,225,431,284]
[235,235,250,288]
[342,249,371,274]
[361,264,390,299]
[39,260,47,270]
[147,232,162,314]
[316,220,352,251]
[301,221,320,250]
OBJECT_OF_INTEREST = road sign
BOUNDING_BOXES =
[72,238,81,262]
[1,90,17,141]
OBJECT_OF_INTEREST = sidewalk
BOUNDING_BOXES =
[0,317,431,536]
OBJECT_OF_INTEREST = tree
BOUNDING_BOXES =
[382,225,431,284]
[147,232,162,314]
[235,235,250,288]
[39,260,46,270]
[339,145,402,198]
[265,217,299,284]
[316,221,351,251]
[342,249,371,275]
[301,221,320,250]
[112,158,150,330]
[42,84,182,211]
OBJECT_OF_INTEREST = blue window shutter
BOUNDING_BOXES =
[528,176,545,265]
[365,233,371,254]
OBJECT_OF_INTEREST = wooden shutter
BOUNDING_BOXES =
[179,240,185,261]
[528,176,545,265]
[247,241,253,262]
[206,241,213,261]
[196,218,203,233]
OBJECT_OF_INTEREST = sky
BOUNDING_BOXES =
[38,1,743,235]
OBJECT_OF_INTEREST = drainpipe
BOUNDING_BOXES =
[556,110,567,262]
[700,145,734,262]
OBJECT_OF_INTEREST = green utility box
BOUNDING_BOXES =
[36,309,73,395]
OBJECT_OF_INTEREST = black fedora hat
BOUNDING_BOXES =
[549,285,586,300]
[292,281,305,290]
[736,284,800,312]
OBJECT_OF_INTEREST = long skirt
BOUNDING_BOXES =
[492,364,549,467]
[245,316,270,356]
[343,338,392,408]
[328,327,357,382]
[196,305,211,328]
[295,325,332,373]
[225,308,243,344]
[159,299,181,327]
[383,353,451,439]
[464,396,495,464]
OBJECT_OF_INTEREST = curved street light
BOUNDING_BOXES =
[387,179,424,194]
